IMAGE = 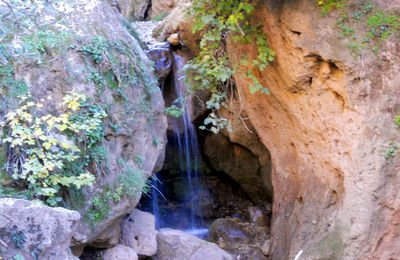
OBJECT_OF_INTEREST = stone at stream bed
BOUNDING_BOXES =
[0,198,79,260]
[102,244,138,260]
[120,209,157,256]
[156,228,233,260]
[209,218,270,260]
[167,33,180,46]
[209,218,251,248]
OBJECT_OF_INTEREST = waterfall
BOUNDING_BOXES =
[145,51,207,236]
[170,52,202,230]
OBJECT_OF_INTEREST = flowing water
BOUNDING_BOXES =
[148,51,206,236]
[170,53,202,230]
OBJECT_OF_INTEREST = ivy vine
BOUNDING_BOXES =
[185,0,275,134]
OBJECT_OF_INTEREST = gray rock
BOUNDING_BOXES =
[2,0,167,248]
[247,206,267,226]
[209,218,251,249]
[118,0,151,20]
[156,228,232,260]
[146,42,173,86]
[121,209,157,256]
[0,199,80,260]
[261,239,271,256]
[102,244,138,260]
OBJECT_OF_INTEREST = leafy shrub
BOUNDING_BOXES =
[1,93,106,205]
[185,0,274,133]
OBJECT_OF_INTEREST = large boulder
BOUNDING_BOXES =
[102,244,138,260]
[0,199,79,260]
[0,0,167,247]
[156,229,233,260]
[120,209,157,256]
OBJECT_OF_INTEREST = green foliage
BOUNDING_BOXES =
[385,115,400,160]
[395,115,400,126]
[22,30,74,62]
[318,0,347,16]
[198,92,232,134]
[385,143,399,160]
[1,93,106,205]
[134,155,145,169]
[366,11,400,41]
[11,229,26,249]
[85,188,114,225]
[85,164,148,226]
[81,36,110,64]
[186,0,274,133]
[13,254,25,260]
[118,167,149,196]
[165,98,185,118]
[318,1,400,55]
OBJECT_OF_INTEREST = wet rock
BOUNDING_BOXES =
[247,206,267,226]
[191,188,218,219]
[209,217,270,259]
[146,42,173,86]
[102,244,138,260]
[132,21,163,46]
[167,33,180,46]
[0,199,79,260]
[209,218,251,249]
[261,239,271,256]
[156,228,232,260]
[121,209,157,256]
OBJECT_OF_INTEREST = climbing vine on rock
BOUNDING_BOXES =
[317,0,400,56]
[186,0,275,134]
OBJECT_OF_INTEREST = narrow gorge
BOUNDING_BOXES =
[0,0,399,260]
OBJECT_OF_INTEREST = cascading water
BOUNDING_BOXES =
[147,51,208,237]
[170,53,202,230]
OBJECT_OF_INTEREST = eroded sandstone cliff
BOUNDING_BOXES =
[155,0,400,259]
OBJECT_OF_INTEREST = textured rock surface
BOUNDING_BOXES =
[155,0,400,259]
[0,199,79,260]
[121,209,157,256]
[209,218,269,260]
[149,0,178,19]
[117,0,150,20]
[156,229,233,260]
[204,133,271,204]
[226,1,400,259]
[2,0,167,247]
[102,244,138,260]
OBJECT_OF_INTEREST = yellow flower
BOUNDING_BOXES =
[34,127,44,137]
[61,142,71,149]
[67,100,80,111]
